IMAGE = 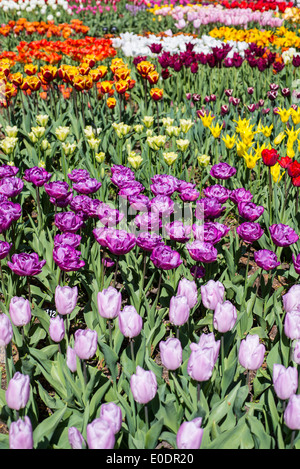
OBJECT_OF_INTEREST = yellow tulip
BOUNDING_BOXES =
[128,153,143,169]
[176,138,190,151]
[222,134,237,149]
[209,122,223,139]
[197,154,210,166]
[270,163,285,183]
[163,151,178,166]
[276,107,291,123]
[200,111,215,128]
[274,131,286,145]
[291,108,300,125]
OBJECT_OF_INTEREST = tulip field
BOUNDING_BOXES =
[2,0,300,452]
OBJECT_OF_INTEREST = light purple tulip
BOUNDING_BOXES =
[66,345,77,372]
[9,296,31,327]
[213,300,237,333]
[201,280,225,310]
[74,328,98,360]
[130,366,157,404]
[68,427,86,449]
[176,417,203,449]
[238,334,265,371]
[187,332,220,382]
[55,285,78,316]
[100,403,122,434]
[86,418,115,449]
[284,394,300,430]
[118,305,143,338]
[9,416,33,449]
[293,340,300,364]
[282,284,300,313]
[169,295,190,326]
[284,310,300,340]
[273,364,298,400]
[177,278,198,309]
[6,372,30,410]
[159,337,182,371]
[97,286,122,319]
[49,315,65,343]
[0,313,13,346]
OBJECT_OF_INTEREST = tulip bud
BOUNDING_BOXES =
[100,402,122,434]
[49,315,65,343]
[187,333,220,382]
[68,427,86,449]
[6,372,30,411]
[9,296,31,327]
[74,328,98,360]
[293,340,300,364]
[238,334,265,371]
[66,345,77,372]
[86,418,115,449]
[284,310,300,340]
[159,337,182,371]
[9,416,33,449]
[273,364,298,400]
[176,417,203,449]
[169,295,190,326]
[213,300,237,333]
[130,366,157,404]
[0,313,13,346]
[282,284,300,313]
[118,305,143,338]
[97,286,121,319]
[55,285,78,316]
[201,280,225,310]
[177,278,198,309]
[284,394,300,430]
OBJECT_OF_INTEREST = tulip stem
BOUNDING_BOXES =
[36,186,42,232]
[27,277,31,305]
[130,338,135,362]
[290,431,296,450]
[268,167,273,226]
[113,258,119,288]
[108,319,113,348]
[197,382,201,402]
[0,262,6,304]
[144,404,149,432]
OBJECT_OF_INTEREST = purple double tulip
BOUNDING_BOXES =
[238,201,264,221]
[0,240,12,260]
[7,252,46,276]
[236,222,264,244]
[269,223,299,247]
[254,249,280,271]
[0,176,24,198]
[210,162,236,180]
[54,212,84,233]
[136,232,163,252]
[53,244,85,272]
[203,184,231,203]
[187,240,218,263]
[73,178,102,195]
[195,197,225,220]
[150,244,182,270]
[104,229,136,256]
[23,166,52,187]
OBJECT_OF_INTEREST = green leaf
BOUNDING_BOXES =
[145,418,164,449]
[33,405,67,449]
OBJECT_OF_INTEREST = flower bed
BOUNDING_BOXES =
[0,0,300,452]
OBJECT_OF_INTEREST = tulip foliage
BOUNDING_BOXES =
[1,0,300,452]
